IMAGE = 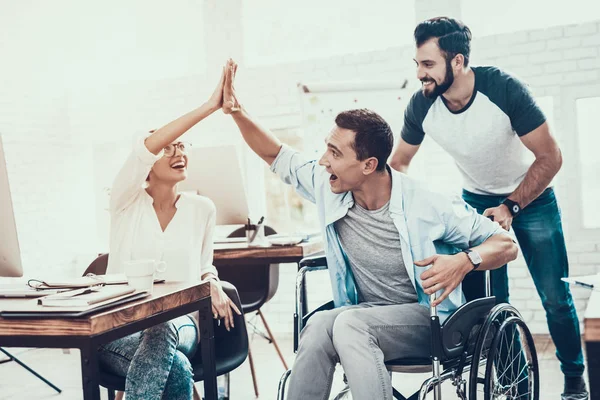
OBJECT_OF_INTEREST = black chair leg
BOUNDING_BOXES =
[404,389,420,400]
[223,372,231,400]
[0,347,61,393]
[393,386,411,399]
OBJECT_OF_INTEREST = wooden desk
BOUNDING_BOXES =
[213,239,324,266]
[0,282,217,400]
[585,290,600,399]
[213,238,324,325]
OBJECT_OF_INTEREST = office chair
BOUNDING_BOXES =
[215,226,288,397]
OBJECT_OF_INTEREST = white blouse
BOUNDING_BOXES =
[106,134,219,283]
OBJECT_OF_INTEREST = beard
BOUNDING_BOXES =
[422,58,455,99]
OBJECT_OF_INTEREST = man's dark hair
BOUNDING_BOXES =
[334,109,393,172]
[414,17,472,66]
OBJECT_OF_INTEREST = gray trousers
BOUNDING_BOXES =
[287,302,431,400]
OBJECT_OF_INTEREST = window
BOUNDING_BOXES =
[575,97,600,229]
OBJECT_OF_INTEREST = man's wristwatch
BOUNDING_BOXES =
[463,249,483,271]
[502,198,522,217]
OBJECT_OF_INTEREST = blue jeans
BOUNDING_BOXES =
[98,315,198,400]
[462,187,585,378]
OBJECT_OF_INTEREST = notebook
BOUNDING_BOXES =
[97,273,165,285]
[29,276,104,289]
[38,285,136,307]
[0,284,70,298]
[0,291,150,318]
[28,274,164,290]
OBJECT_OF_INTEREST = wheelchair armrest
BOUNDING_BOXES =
[303,300,335,325]
[292,300,335,353]
[294,264,329,353]
[296,265,328,309]
[299,252,327,268]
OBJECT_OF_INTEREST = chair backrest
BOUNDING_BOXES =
[83,253,109,276]
[461,269,491,302]
[215,226,279,313]
[440,296,496,361]
[190,280,249,378]
[438,265,495,362]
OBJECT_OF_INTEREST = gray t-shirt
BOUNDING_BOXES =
[335,200,417,305]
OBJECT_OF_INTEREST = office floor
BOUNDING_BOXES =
[0,334,586,399]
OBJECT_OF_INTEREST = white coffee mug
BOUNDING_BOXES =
[123,259,167,294]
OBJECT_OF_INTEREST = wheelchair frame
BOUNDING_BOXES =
[277,254,539,400]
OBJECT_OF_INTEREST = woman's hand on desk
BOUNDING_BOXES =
[208,279,242,331]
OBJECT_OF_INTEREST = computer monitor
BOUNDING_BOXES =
[0,134,23,277]
[178,144,249,225]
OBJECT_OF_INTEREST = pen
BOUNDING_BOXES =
[249,216,265,243]
[573,280,594,289]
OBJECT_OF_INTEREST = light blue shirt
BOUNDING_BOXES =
[270,145,506,322]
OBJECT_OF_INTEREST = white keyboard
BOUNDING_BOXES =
[213,237,248,244]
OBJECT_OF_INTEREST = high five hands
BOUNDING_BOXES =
[222,58,240,114]
[207,58,240,114]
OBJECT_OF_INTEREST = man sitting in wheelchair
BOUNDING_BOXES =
[222,60,521,400]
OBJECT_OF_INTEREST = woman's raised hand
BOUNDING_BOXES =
[223,58,240,114]
[207,64,226,112]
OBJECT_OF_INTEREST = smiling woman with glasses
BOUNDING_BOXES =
[163,142,192,157]
[98,62,241,400]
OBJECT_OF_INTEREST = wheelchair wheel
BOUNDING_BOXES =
[469,307,539,399]
[484,315,539,399]
[468,303,527,399]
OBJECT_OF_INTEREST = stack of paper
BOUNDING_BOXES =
[38,285,136,307]
[30,276,104,289]
[30,274,164,290]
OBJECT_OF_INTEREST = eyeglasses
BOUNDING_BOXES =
[163,142,192,157]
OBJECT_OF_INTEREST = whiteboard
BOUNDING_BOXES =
[298,80,412,158]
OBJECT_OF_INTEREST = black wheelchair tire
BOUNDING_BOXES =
[483,316,539,400]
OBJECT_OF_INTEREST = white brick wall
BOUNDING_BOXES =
[0,90,98,279]
[414,0,462,23]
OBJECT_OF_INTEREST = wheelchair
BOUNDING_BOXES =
[277,254,539,400]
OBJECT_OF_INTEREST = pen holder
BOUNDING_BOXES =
[246,224,266,247]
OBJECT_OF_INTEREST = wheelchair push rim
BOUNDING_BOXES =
[468,304,539,400]
[483,315,539,400]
